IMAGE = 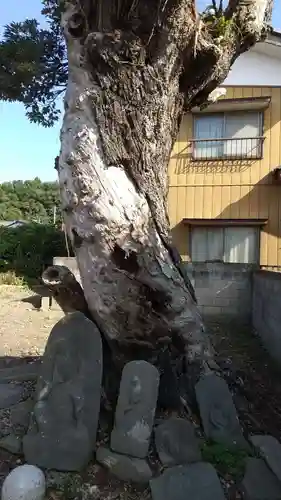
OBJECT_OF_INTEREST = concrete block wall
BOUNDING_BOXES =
[185,262,256,323]
[252,271,281,363]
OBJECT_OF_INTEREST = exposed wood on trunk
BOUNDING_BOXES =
[57,0,272,373]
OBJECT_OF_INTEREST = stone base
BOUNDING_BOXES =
[150,462,226,500]
[96,447,152,483]
[23,428,92,472]
[240,458,281,500]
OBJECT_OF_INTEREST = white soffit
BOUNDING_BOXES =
[223,33,281,87]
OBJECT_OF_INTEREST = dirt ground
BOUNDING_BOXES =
[0,286,63,359]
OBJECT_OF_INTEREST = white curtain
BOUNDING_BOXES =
[191,228,208,261]
[194,115,224,159]
[224,227,258,263]
[194,112,261,159]
[224,112,260,158]
[206,228,224,261]
[191,226,259,263]
[191,227,224,262]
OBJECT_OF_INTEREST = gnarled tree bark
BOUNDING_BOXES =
[57,0,272,379]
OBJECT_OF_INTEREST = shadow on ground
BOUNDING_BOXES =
[20,286,51,309]
[0,355,40,371]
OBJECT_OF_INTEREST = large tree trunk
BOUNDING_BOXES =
[57,0,272,376]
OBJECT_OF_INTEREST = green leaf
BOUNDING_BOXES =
[0,1,67,126]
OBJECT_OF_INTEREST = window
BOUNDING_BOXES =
[191,226,259,264]
[193,112,263,160]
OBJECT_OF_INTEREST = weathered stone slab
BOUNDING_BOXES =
[0,383,24,409]
[11,399,33,434]
[250,435,281,484]
[195,374,248,449]
[0,364,40,382]
[110,360,159,459]
[240,458,281,500]
[0,433,22,454]
[154,418,202,466]
[23,312,103,471]
[96,447,152,483]
[150,462,226,500]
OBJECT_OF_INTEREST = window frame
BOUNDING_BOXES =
[190,225,260,264]
[191,110,264,161]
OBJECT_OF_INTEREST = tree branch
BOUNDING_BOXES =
[180,0,272,110]
[42,265,90,316]
[226,0,273,44]
[226,0,273,24]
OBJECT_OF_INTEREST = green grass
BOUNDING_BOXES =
[201,441,250,479]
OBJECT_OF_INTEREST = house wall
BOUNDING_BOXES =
[252,271,281,364]
[224,52,281,87]
[168,86,281,269]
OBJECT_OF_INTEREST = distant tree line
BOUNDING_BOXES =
[0,177,61,223]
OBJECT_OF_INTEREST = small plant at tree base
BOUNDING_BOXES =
[201,441,251,479]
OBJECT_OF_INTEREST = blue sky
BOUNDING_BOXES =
[0,1,281,182]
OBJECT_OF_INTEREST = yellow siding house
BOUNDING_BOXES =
[169,31,281,271]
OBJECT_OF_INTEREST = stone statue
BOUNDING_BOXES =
[23,312,103,471]
[195,374,249,450]
[110,360,159,458]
